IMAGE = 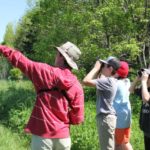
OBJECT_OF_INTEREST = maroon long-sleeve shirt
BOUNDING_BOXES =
[0,45,84,138]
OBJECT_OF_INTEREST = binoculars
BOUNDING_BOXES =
[137,68,150,77]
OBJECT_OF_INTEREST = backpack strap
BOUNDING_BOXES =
[37,87,70,103]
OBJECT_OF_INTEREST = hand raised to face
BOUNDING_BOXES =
[93,60,102,71]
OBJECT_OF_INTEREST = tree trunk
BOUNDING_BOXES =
[142,43,147,67]
[138,55,143,68]
[95,0,99,5]
[147,41,150,68]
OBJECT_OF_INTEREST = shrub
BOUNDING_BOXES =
[73,68,86,82]
[8,68,23,80]
[84,86,96,102]
[9,104,32,133]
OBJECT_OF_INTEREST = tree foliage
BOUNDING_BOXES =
[1,0,150,74]
[3,22,15,47]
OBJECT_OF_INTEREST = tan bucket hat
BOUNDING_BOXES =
[56,41,81,70]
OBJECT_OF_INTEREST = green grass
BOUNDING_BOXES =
[131,116,144,150]
[71,101,144,150]
[0,80,145,150]
[71,101,99,150]
[0,124,29,150]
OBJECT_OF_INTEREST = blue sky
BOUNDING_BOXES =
[0,0,28,42]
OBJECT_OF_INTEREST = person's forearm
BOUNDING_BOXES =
[83,68,99,81]
[83,60,101,87]
[141,81,150,102]
[129,78,139,93]
[82,67,99,86]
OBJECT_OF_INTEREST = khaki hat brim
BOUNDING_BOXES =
[56,47,78,70]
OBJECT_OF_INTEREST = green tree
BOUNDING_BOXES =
[3,22,15,47]
[11,0,150,72]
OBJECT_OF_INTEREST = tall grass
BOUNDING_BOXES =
[0,124,28,150]
[0,80,145,150]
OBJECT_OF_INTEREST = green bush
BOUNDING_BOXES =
[0,80,34,127]
[130,94,141,115]
[8,68,23,80]
[73,68,86,82]
[83,86,96,102]
[9,102,32,134]
[71,101,99,150]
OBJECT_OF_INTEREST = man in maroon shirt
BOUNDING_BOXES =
[0,41,84,150]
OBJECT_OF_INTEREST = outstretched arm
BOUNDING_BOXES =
[0,45,34,79]
[129,77,140,93]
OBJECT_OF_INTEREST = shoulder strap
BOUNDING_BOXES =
[37,87,58,94]
[37,87,70,102]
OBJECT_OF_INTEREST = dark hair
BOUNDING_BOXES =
[117,76,124,80]
[64,60,72,69]
[107,64,117,75]
[99,63,105,73]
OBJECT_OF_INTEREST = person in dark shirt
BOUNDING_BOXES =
[129,68,150,150]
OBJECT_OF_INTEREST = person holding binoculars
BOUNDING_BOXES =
[83,56,120,150]
[129,67,150,150]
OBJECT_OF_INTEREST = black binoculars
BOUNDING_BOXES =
[137,68,150,77]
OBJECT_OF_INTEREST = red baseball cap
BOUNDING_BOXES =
[117,61,129,78]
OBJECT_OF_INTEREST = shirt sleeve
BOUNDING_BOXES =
[68,83,84,124]
[55,73,75,91]
[0,45,34,78]
[95,77,111,91]
[0,45,53,87]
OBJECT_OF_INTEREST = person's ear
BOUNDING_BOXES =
[109,66,113,72]
[60,54,66,64]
